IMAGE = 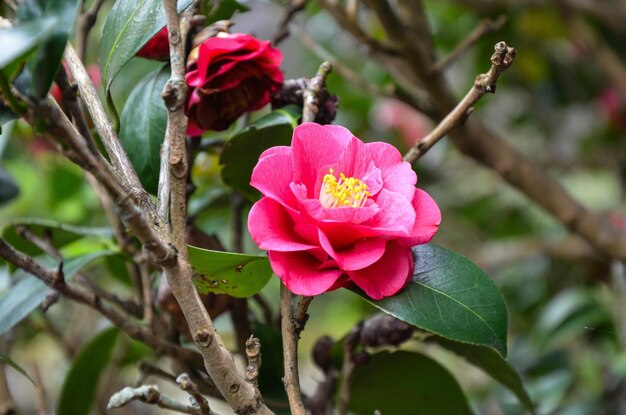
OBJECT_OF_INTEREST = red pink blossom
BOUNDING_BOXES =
[248,123,441,300]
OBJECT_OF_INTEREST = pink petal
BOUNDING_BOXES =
[269,250,344,296]
[292,123,352,196]
[369,188,416,234]
[329,137,383,196]
[398,188,441,246]
[250,151,296,207]
[299,197,380,225]
[318,230,387,271]
[347,241,413,300]
[365,142,417,201]
[248,198,318,252]
[259,145,290,161]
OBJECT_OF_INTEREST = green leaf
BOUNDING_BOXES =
[188,245,273,298]
[28,0,80,100]
[349,351,473,414]
[207,0,250,22]
[0,352,36,385]
[119,65,169,194]
[57,327,119,415]
[0,17,58,70]
[0,250,116,336]
[0,167,19,206]
[354,244,508,356]
[0,218,113,258]
[220,106,300,200]
[428,336,535,414]
[99,0,192,95]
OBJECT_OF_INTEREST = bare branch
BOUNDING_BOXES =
[280,285,313,415]
[404,41,516,163]
[302,61,333,123]
[76,0,107,61]
[273,0,309,45]
[162,0,190,256]
[107,385,204,414]
[177,373,213,415]
[160,2,275,413]
[337,324,360,415]
[0,238,201,366]
[63,46,148,199]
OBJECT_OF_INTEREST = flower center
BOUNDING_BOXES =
[319,168,370,208]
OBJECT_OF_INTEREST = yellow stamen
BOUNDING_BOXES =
[319,168,370,209]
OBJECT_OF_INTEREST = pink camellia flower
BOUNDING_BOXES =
[248,123,441,300]
[136,27,170,61]
[185,33,283,135]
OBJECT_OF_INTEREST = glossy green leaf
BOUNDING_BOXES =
[0,352,35,385]
[354,244,508,356]
[28,0,80,100]
[119,65,169,194]
[188,245,273,298]
[0,167,19,206]
[99,0,192,94]
[349,351,473,414]
[0,250,116,336]
[0,17,57,70]
[57,327,119,415]
[220,106,300,201]
[429,336,535,414]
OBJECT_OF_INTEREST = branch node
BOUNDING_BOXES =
[193,329,214,348]
[245,335,262,386]
[162,78,188,112]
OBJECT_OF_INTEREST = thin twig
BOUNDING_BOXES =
[280,285,313,415]
[107,385,203,414]
[302,61,333,123]
[273,0,309,45]
[433,16,507,73]
[403,41,516,163]
[76,0,107,62]
[294,25,435,117]
[138,259,155,329]
[177,373,213,415]
[54,66,98,154]
[16,222,143,318]
[0,238,202,368]
[337,324,360,415]
[63,46,148,198]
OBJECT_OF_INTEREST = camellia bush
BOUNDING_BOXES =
[1,0,625,414]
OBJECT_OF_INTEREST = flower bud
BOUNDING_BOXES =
[184,33,283,134]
